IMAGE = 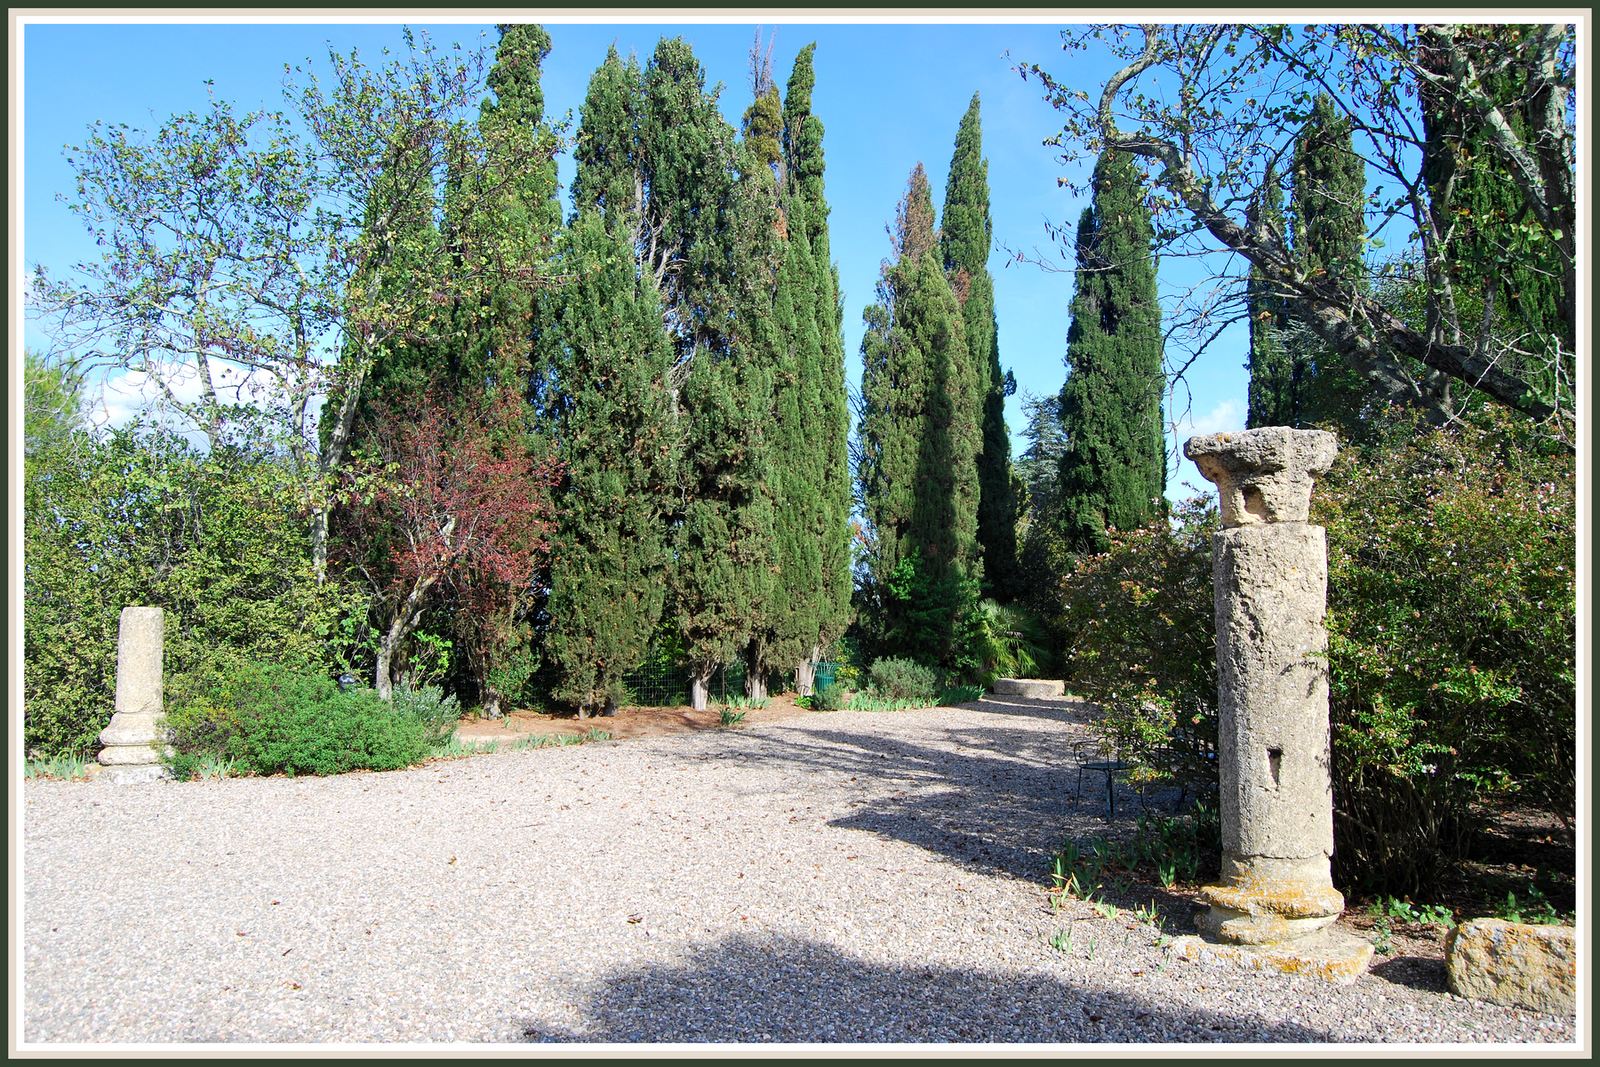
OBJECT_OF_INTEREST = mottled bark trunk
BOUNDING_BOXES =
[689,673,710,712]
[794,650,819,697]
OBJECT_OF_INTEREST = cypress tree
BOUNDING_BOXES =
[739,51,833,698]
[1419,26,1571,404]
[572,46,644,226]
[782,44,853,687]
[1286,94,1369,427]
[638,37,739,365]
[1055,150,1166,554]
[859,164,979,667]
[1245,165,1297,428]
[941,93,1018,600]
[533,211,677,718]
[661,42,775,710]
[447,24,561,401]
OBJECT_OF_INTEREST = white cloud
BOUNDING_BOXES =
[1168,398,1245,502]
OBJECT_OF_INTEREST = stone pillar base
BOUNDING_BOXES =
[95,763,171,785]
[1169,928,1374,985]
[1195,877,1346,944]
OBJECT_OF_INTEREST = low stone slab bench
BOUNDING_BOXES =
[991,678,1066,699]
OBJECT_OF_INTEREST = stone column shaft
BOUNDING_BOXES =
[1169,427,1371,982]
[97,606,168,782]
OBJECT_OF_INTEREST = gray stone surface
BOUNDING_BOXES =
[1186,428,1355,972]
[1212,523,1333,881]
[1446,919,1576,1017]
[98,607,166,773]
[113,607,164,716]
[992,678,1066,699]
[1184,428,1338,527]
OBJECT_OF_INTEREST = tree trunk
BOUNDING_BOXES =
[795,651,818,697]
[312,344,374,582]
[746,670,769,701]
[480,691,503,720]
[689,673,710,712]
[374,572,438,701]
[600,695,618,718]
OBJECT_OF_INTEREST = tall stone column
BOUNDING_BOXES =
[1170,428,1372,983]
[96,606,169,784]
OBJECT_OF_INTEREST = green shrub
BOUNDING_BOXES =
[1317,408,1575,894]
[165,660,428,777]
[866,657,940,702]
[1055,496,1219,795]
[24,423,362,759]
[810,681,845,712]
[390,682,462,749]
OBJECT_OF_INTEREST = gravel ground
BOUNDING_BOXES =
[22,695,1576,1046]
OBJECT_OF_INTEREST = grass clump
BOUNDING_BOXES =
[25,754,92,780]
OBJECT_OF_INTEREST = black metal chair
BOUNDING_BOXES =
[1071,736,1130,821]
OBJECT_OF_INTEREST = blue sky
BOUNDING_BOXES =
[20,17,1250,500]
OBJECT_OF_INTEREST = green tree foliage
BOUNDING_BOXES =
[1056,498,1219,789]
[1054,150,1166,554]
[447,22,562,400]
[1318,409,1575,894]
[534,211,679,717]
[664,51,778,707]
[941,92,1019,600]
[1244,166,1298,429]
[572,46,645,226]
[859,164,980,668]
[638,37,739,367]
[782,43,854,683]
[24,425,357,758]
[23,351,84,460]
[1014,392,1072,601]
[1281,94,1371,428]
[1028,24,1575,439]
[1419,25,1572,409]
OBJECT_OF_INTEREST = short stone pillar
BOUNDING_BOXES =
[1169,427,1372,983]
[96,606,169,784]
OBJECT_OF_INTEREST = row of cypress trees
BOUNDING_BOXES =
[338,27,852,713]
[859,100,1169,669]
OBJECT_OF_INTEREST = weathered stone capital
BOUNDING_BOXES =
[1183,427,1338,528]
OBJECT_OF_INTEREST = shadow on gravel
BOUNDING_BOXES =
[516,930,1345,1043]
[735,722,1074,882]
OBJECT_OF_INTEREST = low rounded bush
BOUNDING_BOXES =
[810,681,845,712]
[165,659,429,777]
[866,657,939,702]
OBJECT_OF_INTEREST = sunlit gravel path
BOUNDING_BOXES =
[22,696,1575,1045]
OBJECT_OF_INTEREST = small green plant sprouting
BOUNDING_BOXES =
[1084,934,1099,961]
[1133,901,1164,931]
[718,708,747,727]
[194,754,238,779]
[1366,896,1455,927]
[1091,899,1121,921]
[717,695,769,712]
[1371,916,1395,956]
[1496,884,1564,926]
[1049,927,1074,955]
[24,754,91,780]
[938,684,985,705]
